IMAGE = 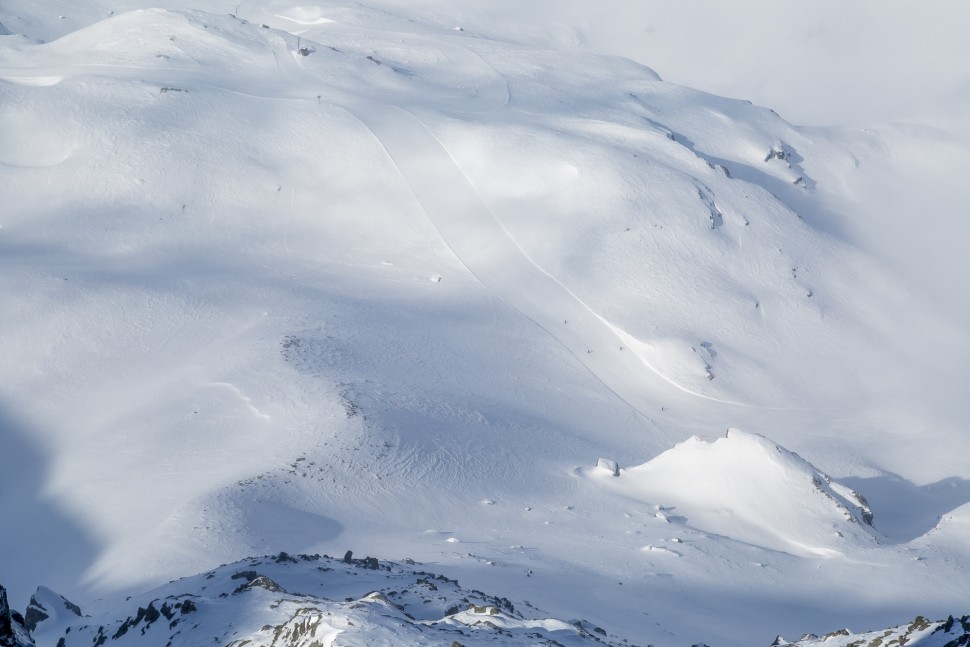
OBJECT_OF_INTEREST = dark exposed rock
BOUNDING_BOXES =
[233,576,284,595]
[1,584,34,647]
[230,571,259,582]
[18,608,45,637]
[933,615,970,647]
[111,602,162,639]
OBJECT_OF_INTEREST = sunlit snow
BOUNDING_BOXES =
[1,2,967,646]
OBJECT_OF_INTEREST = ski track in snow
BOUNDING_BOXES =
[0,18,815,436]
[55,12,761,441]
[3,6,970,646]
[344,102,709,445]
[265,19,762,437]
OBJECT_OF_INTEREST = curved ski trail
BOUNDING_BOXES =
[347,104,745,447]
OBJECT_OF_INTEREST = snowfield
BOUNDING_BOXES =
[1,2,968,646]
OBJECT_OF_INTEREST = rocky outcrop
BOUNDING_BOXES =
[778,614,970,647]
[0,584,33,647]
[36,553,625,647]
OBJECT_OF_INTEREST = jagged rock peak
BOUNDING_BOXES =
[0,583,33,647]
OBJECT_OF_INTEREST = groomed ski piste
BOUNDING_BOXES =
[1,2,969,646]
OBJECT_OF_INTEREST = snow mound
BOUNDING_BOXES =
[913,501,970,561]
[22,9,285,75]
[591,429,875,556]
[275,6,335,26]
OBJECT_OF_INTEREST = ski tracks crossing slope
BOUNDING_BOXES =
[341,102,744,448]
[0,7,750,448]
[280,22,759,445]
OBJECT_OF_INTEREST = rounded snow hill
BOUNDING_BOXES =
[591,429,875,557]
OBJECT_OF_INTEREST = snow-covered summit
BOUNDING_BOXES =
[22,587,82,637]
[29,553,628,647]
[589,429,875,557]
[13,558,970,647]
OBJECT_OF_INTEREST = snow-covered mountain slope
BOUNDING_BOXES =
[779,615,970,647]
[464,1,970,128]
[1,2,968,647]
[25,553,629,647]
[11,556,970,647]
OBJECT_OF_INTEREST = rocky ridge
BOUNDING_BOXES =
[24,552,627,647]
[776,615,970,647]
[0,584,33,647]
[4,558,969,647]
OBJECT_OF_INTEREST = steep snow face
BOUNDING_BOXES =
[0,2,968,647]
[588,430,875,557]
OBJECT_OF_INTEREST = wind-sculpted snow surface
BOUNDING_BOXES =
[0,3,968,647]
